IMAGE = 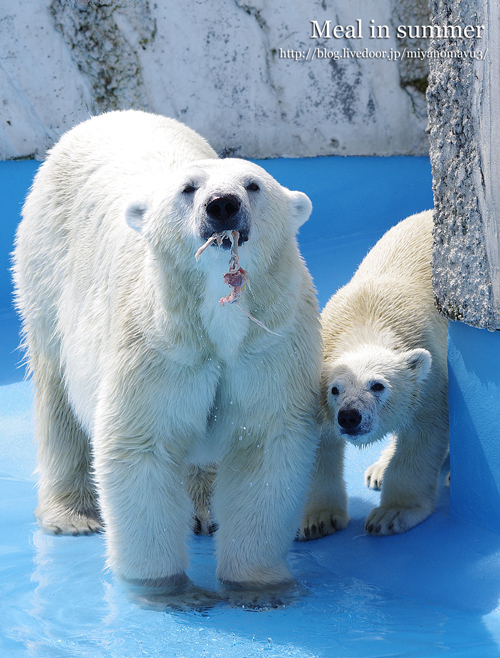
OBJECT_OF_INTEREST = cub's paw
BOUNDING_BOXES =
[296,509,350,541]
[364,461,387,490]
[365,504,432,536]
[37,509,103,536]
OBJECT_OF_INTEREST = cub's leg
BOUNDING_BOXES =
[297,433,349,541]
[365,420,448,535]
[34,364,101,535]
[364,435,397,491]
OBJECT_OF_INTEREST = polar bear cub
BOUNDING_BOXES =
[13,110,322,591]
[298,210,449,538]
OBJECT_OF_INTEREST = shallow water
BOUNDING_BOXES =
[2,158,500,657]
[3,426,500,658]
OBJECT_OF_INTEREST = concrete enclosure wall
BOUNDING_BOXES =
[427,0,500,532]
[428,0,500,331]
[447,322,500,535]
[0,0,431,160]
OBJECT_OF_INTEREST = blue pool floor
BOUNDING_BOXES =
[2,158,500,657]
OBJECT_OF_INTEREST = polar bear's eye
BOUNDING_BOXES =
[371,382,385,392]
[182,184,197,194]
[246,182,260,192]
[331,386,339,396]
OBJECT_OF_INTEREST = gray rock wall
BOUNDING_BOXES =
[428,0,500,330]
[1,0,431,160]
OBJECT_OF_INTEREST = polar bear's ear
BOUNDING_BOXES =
[288,191,312,231]
[403,348,432,382]
[125,201,148,234]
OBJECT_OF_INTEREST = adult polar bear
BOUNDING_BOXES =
[299,210,449,539]
[13,110,321,591]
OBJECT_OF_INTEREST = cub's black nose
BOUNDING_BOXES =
[206,195,240,223]
[338,408,362,432]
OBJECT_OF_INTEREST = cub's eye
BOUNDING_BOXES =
[246,182,260,192]
[331,386,339,396]
[371,382,385,392]
[182,184,197,194]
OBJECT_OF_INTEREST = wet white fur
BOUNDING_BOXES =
[299,210,449,538]
[13,110,322,587]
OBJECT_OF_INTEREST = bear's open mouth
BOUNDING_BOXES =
[201,232,248,249]
[195,230,247,263]
[220,233,247,249]
[196,230,249,256]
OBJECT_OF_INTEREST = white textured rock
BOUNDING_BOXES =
[1,0,429,160]
[428,0,500,330]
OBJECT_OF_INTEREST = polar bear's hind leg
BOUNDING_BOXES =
[34,365,102,535]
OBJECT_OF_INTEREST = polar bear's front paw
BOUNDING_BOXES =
[220,580,306,611]
[37,508,103,536]
[364,461,387,490]
[126,578,221,612]
[365,504,431,536]
[296,509,350,541]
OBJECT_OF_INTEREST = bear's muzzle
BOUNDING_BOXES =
[338,407,363,435]
[201,194,249,246]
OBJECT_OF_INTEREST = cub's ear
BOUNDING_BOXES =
[288,191,312,231]
[125,201,148,234]
[403,348,432,382]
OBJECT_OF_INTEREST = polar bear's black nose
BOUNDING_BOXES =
[338,408,362,432]
[206,195,241,225]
